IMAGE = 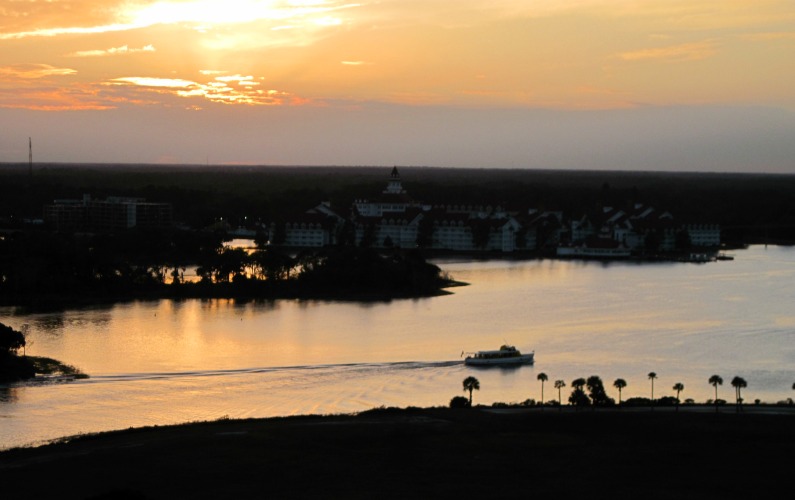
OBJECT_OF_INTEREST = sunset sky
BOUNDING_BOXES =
[1,0,794,171]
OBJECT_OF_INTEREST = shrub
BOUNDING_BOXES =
[0,322,26,355]
[449,396,470,409]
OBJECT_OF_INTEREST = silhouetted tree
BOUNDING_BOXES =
[569,378,589,409]
[359,223,376,248]
[449,396,470,409]
[0,322,34,382]
[731,376,747,412]
[463,376,480,406]
[554,380,566,410]
[648,372,658,409]
[709,375,723,413]
[675,229,692,250]
[613,378,627,406]
[673,382,684,411]
[471,219,492,249]
[586,375,614,407]
[0,322,26,355]
[416,215,435,248]
[537,372,548,407]
[251,249,295,281]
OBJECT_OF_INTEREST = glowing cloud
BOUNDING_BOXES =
[112,77,198,88]
[110,73,305,105]
[0,64,77,79]
[124,0,356,26]
[618,41,718,62]
[0,0,359,40]
[69,45,156,58]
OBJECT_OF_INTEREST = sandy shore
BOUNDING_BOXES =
[1,406,793,499]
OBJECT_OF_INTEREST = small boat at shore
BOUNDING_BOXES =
[464,345,534,366]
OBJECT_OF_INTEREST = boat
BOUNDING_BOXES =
[556,236,632,259]
[464,345,534,366]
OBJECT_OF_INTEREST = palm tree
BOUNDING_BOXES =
[554,380,566,411]
[537,372,548,407]
[673,382,684,411]
[462,376,480,406]
[613,378,627,406]
[570,378,588,410]
[709,375,723,413]
[648,372,657,409]
[731,376,747,412]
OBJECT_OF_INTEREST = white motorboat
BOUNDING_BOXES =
[464,345,534,366]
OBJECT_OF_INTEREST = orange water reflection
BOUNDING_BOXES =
[2,246,795,448]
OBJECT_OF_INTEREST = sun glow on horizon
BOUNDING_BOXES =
[126,0,353,27]
[0,0,357,41]
[110,74,302,106]
[2,0,795,168]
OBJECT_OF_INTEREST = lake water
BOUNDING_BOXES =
[2,245,794,449]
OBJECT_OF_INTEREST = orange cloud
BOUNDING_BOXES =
[618,41,718,62]
[0,0,360,42]
[0,64,77,79]
[68,45,156,57]
[741,31,795,41]
[0,85,115,111]
[109,74,308,106]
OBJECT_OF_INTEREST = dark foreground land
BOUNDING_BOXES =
[2,407,793,499]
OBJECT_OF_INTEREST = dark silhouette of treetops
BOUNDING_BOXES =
[673,382,685,411]
[613,378,627,405]
[0,230,452,305]
[537,372,548,406]
[731,376,748,412]
[463,376,480,406]
[709,375,724,413]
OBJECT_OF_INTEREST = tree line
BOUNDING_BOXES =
[0,229,450,305]
[452,372,795,411]
[2,165,795,244]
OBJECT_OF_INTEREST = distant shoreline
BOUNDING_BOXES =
[0,278,466,312]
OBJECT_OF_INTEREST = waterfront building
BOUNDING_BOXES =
[43,195,173,232]
[353,167,418,217]
[267,167,720,255]
[270,202,346,248]
[683,223,721,248]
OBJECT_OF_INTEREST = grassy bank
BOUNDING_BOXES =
[28,356,88,379]
[0,354,87,383]
[1,406,792,499]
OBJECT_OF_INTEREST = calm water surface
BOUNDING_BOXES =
[2,245,794,449]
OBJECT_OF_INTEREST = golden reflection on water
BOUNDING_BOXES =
[1,246,795,449]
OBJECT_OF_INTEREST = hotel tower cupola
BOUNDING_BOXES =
[385,166,406,195]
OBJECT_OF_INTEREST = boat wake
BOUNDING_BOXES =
[72,360,464,385]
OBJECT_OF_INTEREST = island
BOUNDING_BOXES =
[0,322,86,382]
